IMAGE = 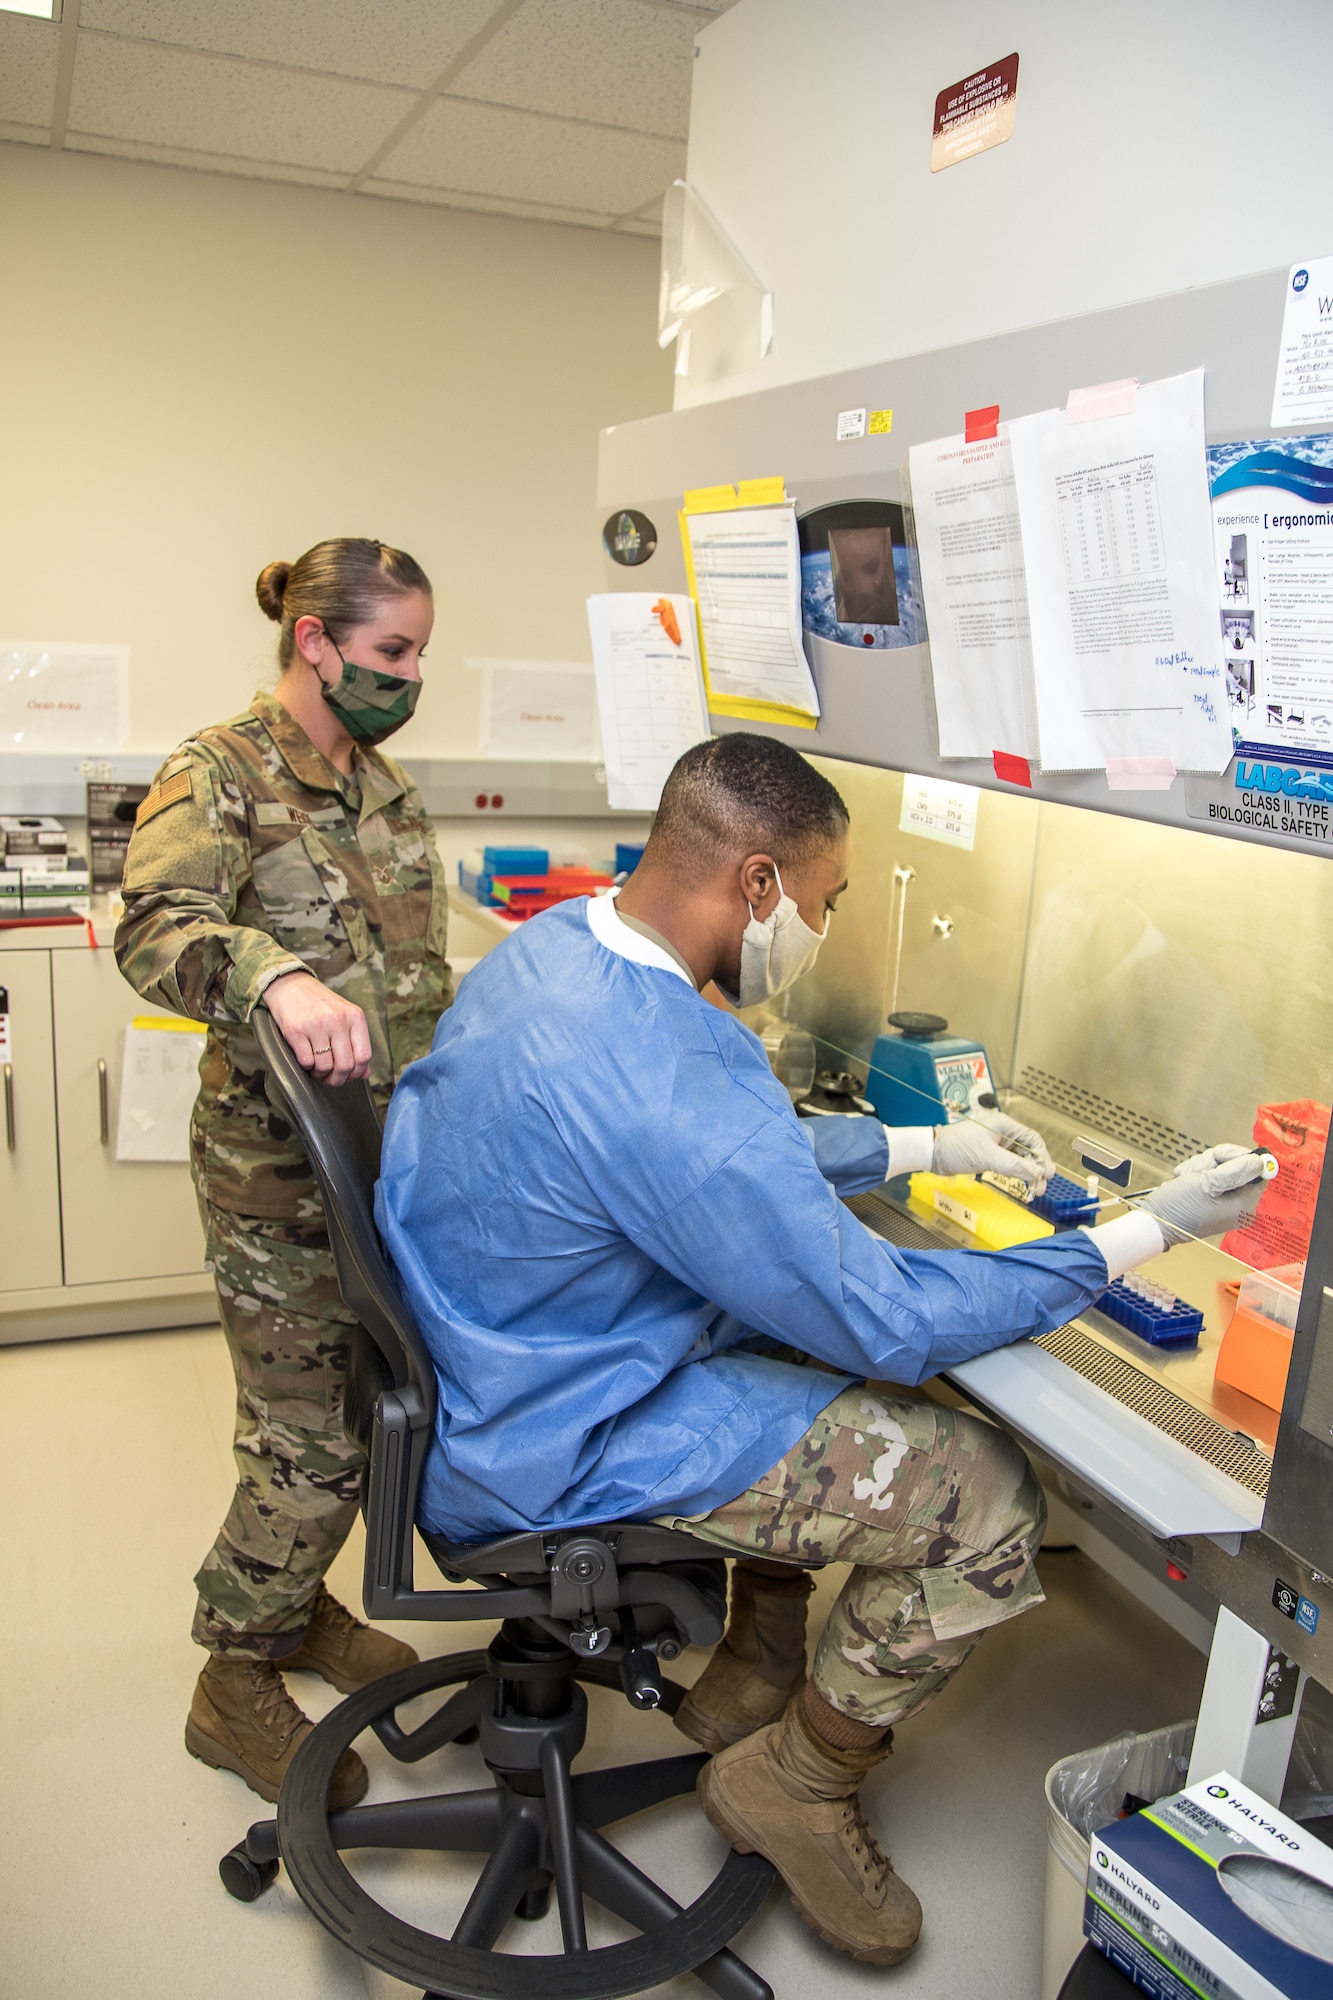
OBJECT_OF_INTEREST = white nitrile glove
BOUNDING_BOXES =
[931,1115,1053,1193]
[1171,1143,1254,1178]
[1137,1150,1273,1248]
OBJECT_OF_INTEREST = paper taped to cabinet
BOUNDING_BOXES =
[115,1017,206,1163]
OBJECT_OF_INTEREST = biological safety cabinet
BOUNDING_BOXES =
[0,921,211,1344]
[596,256,1333,1817]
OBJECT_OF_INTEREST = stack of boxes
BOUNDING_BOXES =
[87,781,150,890]
[0,816,92,916]
[458,846,614,921]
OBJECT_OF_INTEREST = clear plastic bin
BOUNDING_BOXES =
[1043,1687,1333,1998]
[1042,1721,1195,2000]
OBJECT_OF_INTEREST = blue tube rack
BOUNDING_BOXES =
[1028,1171,1101,1228]
[1096,1279,1205,1348]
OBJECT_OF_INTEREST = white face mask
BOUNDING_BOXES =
[719,864,831,1010]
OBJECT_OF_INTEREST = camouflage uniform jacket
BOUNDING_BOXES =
[115,690,453,1219]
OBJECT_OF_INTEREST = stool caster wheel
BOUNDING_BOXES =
[219,1843,279,1902]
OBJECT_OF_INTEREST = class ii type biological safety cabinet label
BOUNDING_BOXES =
[1209,761,1333,841]
[1084,1771,1333,1999]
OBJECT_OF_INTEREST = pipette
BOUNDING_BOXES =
[1086,1148,1279,1215]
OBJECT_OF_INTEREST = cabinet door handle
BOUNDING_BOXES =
[3,1063,13,1152]
[97,1057,109,1146]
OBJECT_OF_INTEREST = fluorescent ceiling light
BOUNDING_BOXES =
[0,1,61,17]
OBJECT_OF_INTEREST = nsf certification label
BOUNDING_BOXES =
[1272,256,1333,428]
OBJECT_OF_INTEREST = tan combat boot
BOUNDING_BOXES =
[186,1655,369,1808]
[281,1583,419,1693]
[698,1685,921,1966]
[675,1560,814,1754]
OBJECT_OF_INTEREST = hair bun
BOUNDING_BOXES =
[255,561,292,622]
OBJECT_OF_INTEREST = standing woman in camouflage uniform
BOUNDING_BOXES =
[116,538,453,1808]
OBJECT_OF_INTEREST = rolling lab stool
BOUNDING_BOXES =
[218,1009,776,2000]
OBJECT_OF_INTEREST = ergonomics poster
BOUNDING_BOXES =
[1209,435,1333,764]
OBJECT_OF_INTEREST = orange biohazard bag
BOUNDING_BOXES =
[1220,1100,1329,1270]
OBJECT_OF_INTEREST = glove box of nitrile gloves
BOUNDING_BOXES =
[16,858,92,914]
[1084,1771,1333,1997]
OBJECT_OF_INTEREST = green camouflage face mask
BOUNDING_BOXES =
[317,642,421,746]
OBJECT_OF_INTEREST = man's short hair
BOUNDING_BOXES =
[648,733,849,876]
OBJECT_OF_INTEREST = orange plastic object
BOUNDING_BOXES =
[490,871,612,919]
[651,597,682,645]
[1214,1304,1295,1414]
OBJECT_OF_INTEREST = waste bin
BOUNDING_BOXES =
[1042,1721,1195,2000]
[1042,1685,1333,1998]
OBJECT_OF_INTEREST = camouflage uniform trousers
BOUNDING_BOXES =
[193,1202,366,1658]
[660,1384,1046,1728]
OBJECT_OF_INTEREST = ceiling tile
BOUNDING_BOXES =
[378,96,685,214]
[362,179,617,229]
[0,122,53,145]
[66,36,408,172]
[78,0,501,90]
[0,15,59,127]
[63,131,350,188]
[457,0,696,138]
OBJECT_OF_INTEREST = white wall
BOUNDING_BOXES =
[682,0,1333,405]
[0,147,673,755]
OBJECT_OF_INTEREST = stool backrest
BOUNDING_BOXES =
[250,1008,436,1416]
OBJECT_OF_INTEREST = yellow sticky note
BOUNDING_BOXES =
[868,408,893,435]
[133,1015,208,1033]
[683,484,739,514]
[735,475,787,506]
[683,476,788,514]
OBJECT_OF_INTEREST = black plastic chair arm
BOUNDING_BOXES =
[362,1388,549,1622]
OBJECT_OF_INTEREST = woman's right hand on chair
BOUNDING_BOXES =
[264,971,372,1086]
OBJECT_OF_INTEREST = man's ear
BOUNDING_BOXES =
[737,852,778,914]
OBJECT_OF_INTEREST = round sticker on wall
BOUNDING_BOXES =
[603,509,657,566]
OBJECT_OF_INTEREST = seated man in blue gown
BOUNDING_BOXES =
[377,734,1263,1967]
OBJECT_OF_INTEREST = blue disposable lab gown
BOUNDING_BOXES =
[376,899,1113,1543]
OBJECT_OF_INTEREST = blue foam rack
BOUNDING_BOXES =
[1028,1171,1101,1227]
[1097,1279,1205,1348]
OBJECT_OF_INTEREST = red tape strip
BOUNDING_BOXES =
[965,404,1000,441]
[992,751,1032,787]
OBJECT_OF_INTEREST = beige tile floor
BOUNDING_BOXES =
[0,1325,1207,2000]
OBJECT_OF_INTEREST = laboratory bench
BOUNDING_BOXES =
[0,896,213,1345]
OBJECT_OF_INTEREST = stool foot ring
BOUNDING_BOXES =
[268,1651,776,2000]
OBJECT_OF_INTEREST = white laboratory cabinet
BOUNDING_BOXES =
[0,918,214,1344]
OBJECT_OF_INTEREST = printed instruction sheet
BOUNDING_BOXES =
[907,427,1038,758]
[1007,369,1231,772]
[115,1017,206,1163]
[586,592,710,811]
[1272,256,1333,428]
[681,488,820,725]
[1209,434,1333,759]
